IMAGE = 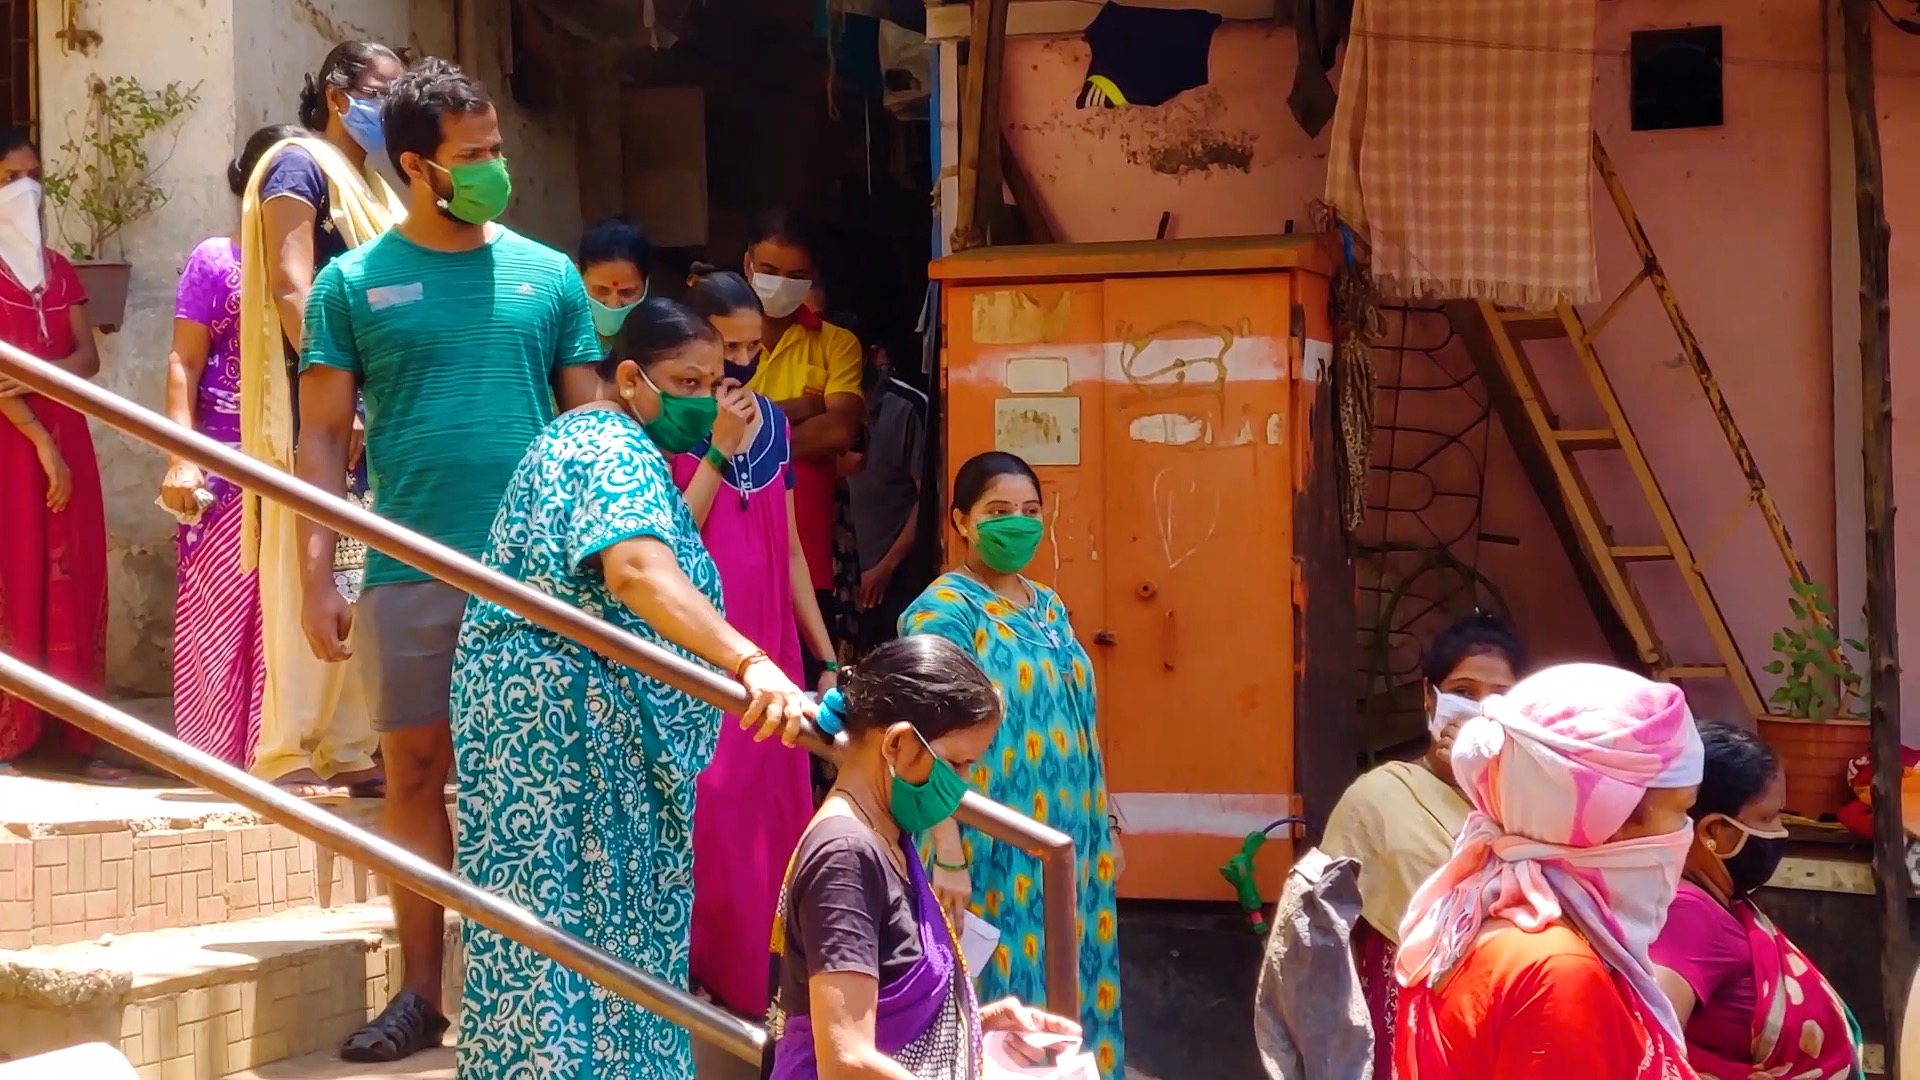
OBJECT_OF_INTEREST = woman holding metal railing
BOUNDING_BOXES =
[764,634,1092,1080]
[447,297,815,1080]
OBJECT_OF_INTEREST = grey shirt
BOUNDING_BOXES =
[848,376,927,571]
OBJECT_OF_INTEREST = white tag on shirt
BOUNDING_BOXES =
[365,282,424,311]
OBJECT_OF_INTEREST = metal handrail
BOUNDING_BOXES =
[0,654,767,1064]
[0,345,1081,1030]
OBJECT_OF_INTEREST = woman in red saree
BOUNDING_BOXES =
[0,130,115,777]
[1392,663,1705,1080]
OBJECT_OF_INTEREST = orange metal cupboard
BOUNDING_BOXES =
[928,236,1358,903]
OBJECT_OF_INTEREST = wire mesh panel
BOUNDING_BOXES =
[1355,304,1503,755]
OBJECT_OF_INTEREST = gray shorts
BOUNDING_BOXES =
[357,580,468,733]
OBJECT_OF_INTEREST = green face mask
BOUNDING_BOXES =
[590,296,642,339]
[973,514,1044,574]
[889,727,970,835]
[638,368,719,455]
[430,157,513,224]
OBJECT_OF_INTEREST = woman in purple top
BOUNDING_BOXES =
[1650,720,1862,1079]
[158,125,302,768]
[764,636,1081,1080]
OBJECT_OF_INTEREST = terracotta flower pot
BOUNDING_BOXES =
[72,259,130,333]
[1757,717,1872,818]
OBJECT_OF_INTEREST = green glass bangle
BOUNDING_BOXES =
[931,855,969,872]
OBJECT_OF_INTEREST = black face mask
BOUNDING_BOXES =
[724,357,760,384]
[1722,833,1787,895]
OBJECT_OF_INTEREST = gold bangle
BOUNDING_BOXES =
[734,649,770,680]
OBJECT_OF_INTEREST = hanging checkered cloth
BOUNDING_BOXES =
[1324,0,1600,310]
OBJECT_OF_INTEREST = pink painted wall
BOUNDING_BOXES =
[999,0,1888,722]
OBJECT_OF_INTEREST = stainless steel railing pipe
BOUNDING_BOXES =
[0,342,1081,1019]
[0,653,768,1063]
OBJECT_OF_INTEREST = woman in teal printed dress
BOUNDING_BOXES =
[449,299,814,1080]
[900,450,1126,1079]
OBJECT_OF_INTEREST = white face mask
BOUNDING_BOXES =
[0,178,45,290]
[1428,690,1482,741]
[750,272,810,319]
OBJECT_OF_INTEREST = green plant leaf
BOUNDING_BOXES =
[1788,598,1807,621]
[1764,659,1786,674]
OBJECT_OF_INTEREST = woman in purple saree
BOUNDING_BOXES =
[764,636,1082,1079]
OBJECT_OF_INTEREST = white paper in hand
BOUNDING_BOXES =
[982,1031,1101,1079]
[961,912,1001,976]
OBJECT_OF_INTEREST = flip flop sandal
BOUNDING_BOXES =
[276,781,336,799]
[345,778,387,799]
[340,990,449,1063]
[82,759,132,783]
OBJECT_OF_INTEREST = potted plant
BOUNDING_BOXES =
[1757,579,1871,817]
[41,75,198,332]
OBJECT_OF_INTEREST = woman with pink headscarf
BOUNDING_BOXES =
[1392,663,1705,1080]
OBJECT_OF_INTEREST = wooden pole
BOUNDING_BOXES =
[950,0,1011,251]
[1839,0,1908,1064]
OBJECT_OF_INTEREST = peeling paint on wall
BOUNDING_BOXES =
[994,395,1081,466]
[973,289,1072,345]
[1142,131,1255,177]
[1129,413,1209,446]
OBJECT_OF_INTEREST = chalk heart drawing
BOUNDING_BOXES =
[1151,468,1221,570]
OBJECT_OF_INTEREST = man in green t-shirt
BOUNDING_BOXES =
[292,57,603,1064]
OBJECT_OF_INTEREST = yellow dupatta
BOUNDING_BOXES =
[236,137,402,780]
[237,135,402,562]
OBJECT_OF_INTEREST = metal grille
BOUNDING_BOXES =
[1355,303,1507,756]
[0,0,31,134]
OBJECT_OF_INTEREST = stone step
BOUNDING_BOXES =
[228,1047,453,1079]
[0,901,462,1078]
[0,772,395,941]
[0,773,449,946]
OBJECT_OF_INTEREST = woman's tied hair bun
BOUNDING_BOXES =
[833,637,1001,742]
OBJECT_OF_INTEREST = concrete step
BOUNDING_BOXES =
[0,772,445,947]
[0,1043,138,1078]
[228,1046,453,1079]
[0,900,462,1078]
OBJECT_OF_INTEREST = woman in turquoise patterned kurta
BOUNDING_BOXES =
[900,451,1126,1080]
[450,300,814,1080]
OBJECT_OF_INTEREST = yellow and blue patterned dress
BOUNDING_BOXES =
[900,572,1125,1079]
[450,407,723,1080]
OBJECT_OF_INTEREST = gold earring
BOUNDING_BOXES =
[1705,838,1718,852]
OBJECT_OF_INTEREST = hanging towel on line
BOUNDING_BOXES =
[1324,0,1600,309]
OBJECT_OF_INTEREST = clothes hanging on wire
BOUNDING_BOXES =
[1288,0,1354,137]
[1076,1,1222,109]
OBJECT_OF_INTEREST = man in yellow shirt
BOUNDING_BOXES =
[740,209,863,633]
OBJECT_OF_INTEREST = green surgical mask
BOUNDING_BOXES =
[590,296,642,338]
[889,727,970,834]
[638,368,718,455]
[973,514,1044,574]
[429,157,513,224]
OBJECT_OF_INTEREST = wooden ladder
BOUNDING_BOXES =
[1465,134,1837,720]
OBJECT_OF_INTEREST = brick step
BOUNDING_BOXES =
[0,773,468,946]
[0,901,462,1078]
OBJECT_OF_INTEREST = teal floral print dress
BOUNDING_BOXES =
[450,407,724,1080]
[900,572,1125,1079]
